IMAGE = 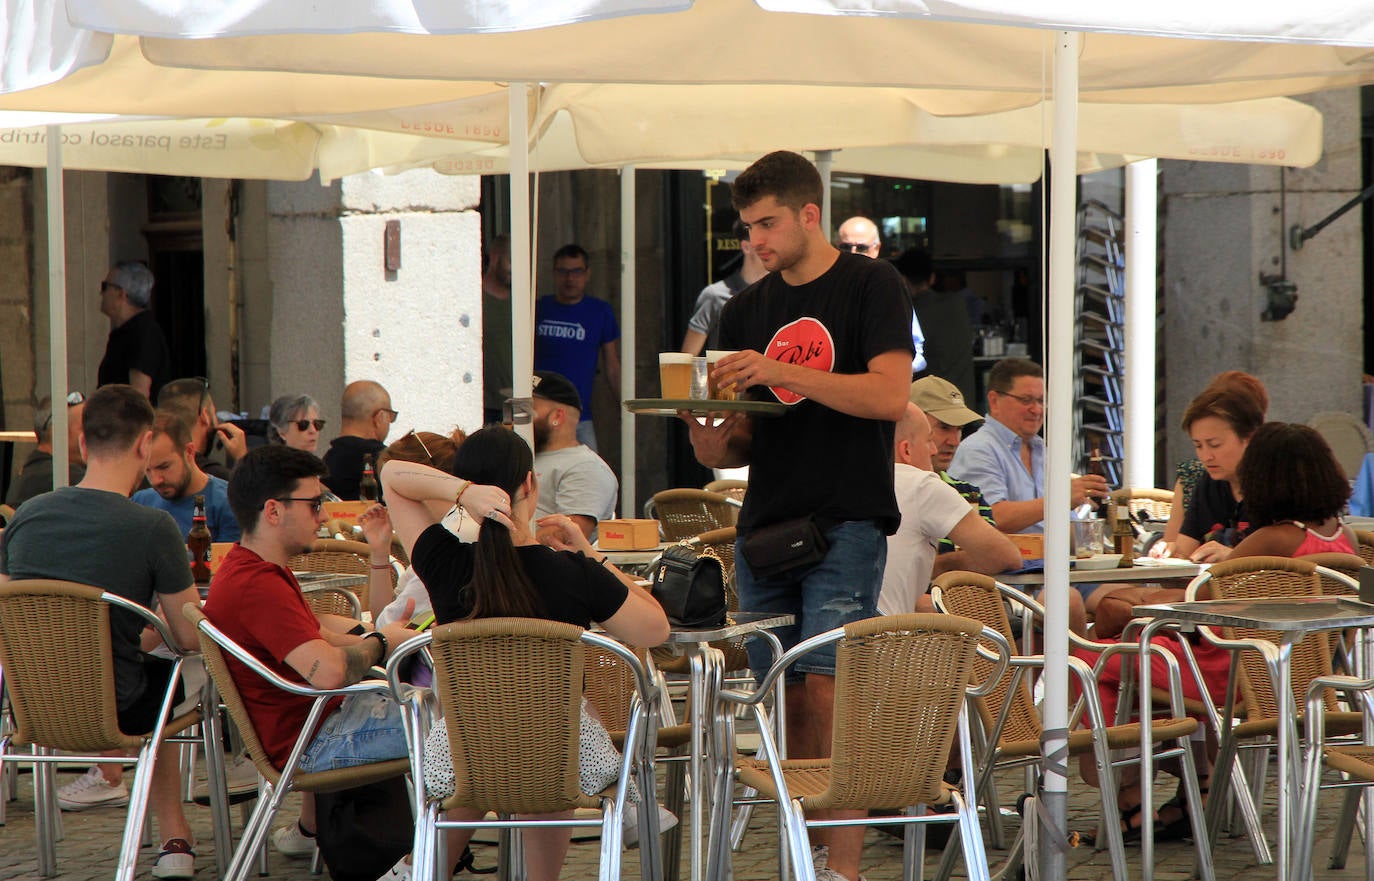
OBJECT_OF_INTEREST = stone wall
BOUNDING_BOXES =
[1161,88,1364,479]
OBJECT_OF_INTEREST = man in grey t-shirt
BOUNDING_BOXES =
[530,371,618,540]
[681,219,767,355]
[0,385,201,877]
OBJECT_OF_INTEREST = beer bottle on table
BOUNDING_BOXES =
[1088,445,1110,520]
[188,495,212,584]
[359,454,379,502]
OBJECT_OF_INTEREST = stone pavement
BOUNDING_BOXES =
[1,763,1369,881]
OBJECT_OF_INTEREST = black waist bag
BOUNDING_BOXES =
[651,544,728,627]
[740,516,830,578]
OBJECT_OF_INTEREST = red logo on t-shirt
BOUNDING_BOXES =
[765,317,834,405]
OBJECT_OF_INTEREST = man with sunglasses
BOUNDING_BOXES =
[949,357,1109,534]
[6,392,86,507]
[839,216,926,374]
[321,380,397,500]
[157,377,248,482]
[97,261,170,400]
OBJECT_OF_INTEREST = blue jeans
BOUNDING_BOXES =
[297,692,409,772]
[735,519,886,682]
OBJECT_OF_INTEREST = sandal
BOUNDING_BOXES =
[1155,786,1207,843]
[1079,802,1148,847]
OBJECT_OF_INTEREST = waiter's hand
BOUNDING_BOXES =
[677,410,745,469]
[712,349,790,395]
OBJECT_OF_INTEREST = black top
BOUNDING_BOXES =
[321,435,386,501]
[912,289,977,407]
[98,310,171,400]
[5,449,86,508]
[412,523,630,627]
[717,252,915,535]
[1180,472,1249,547]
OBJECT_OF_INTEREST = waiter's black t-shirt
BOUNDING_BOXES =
[411,523,629,627]
[717,252,915,536]
[98,310,171,399]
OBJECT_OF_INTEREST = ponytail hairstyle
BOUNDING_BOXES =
[448,426,545,620]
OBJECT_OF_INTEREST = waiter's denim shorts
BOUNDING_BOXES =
[735,519,886,682]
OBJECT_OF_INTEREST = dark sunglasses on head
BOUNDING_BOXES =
[293,418,327,432]
[39,391,86,435]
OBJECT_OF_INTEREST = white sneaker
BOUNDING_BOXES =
[193,753,259,806]
[622,803,680,849]
[812,844,829,870]
[150,837,196,879]
[376,857,411,880]
[814,870,867,881]
[272,822,317,858]
[57,766,129,811]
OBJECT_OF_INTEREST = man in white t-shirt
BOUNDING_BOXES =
[878,401,1021,615]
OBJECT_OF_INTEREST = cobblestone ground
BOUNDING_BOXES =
[1,762,1368,881]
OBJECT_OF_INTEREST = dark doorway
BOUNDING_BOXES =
[143,175,206,381]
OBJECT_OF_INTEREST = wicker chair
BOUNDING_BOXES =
[1186,557,1364,863]
[1109,486,1173,523]
[702,479,747,503]
[1353,530,1374,566]
[0,581,213,881]
[650,489,739,541]
[0,503,15,525]
[185,607,410,881]
[715,613,1006,881]
[930,571,1211,881]
[301,585,363,620]
[1294,674,1374,881]
[384,618,660,881]
[289,538,397,607]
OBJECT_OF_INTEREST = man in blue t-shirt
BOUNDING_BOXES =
[133,410,241,541]
[533,243,620,451]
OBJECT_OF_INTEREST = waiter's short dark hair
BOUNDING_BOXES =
[731,151,823,214]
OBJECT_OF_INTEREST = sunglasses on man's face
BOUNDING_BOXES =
[293,419,327,432]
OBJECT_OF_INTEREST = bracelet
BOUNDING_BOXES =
[369,562,391,571]
[455,480,471,506]
[598,556,613,568]
[362,629,388,658]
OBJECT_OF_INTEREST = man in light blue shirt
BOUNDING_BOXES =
[948,358,1106,535]
[133,410,241,541]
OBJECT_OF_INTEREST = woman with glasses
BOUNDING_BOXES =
[268,394,326,454]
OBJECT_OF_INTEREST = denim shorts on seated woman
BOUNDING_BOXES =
[734,519,886,683]
[297,692,409,772]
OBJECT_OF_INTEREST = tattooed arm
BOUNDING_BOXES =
[284,636,384,690]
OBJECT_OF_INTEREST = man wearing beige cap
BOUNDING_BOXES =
[909,375,997,550]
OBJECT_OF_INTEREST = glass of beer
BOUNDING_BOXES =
[706,350,738,401]
[659,353,694,399]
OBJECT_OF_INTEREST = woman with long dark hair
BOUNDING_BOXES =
[381,426,668,880]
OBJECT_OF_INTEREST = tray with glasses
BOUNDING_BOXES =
[624,398,789,417]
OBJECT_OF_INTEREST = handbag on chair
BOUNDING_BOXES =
[650,543,728,627]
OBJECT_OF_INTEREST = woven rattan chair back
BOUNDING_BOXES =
[429,618,595,814]
[289,538,396,602]
[651,489,738,540]
[301,587,362,619]
[805,613,982,811]
[930,573,1042,747]
[1300,553,1366,591]
[584,644,640,734]
[702,479,747,502]
[1204,556,1339,721]
[0,580,140,752]
[1353,530,1374,566]
[1109,487,1173,522]
[0,503,15,525]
